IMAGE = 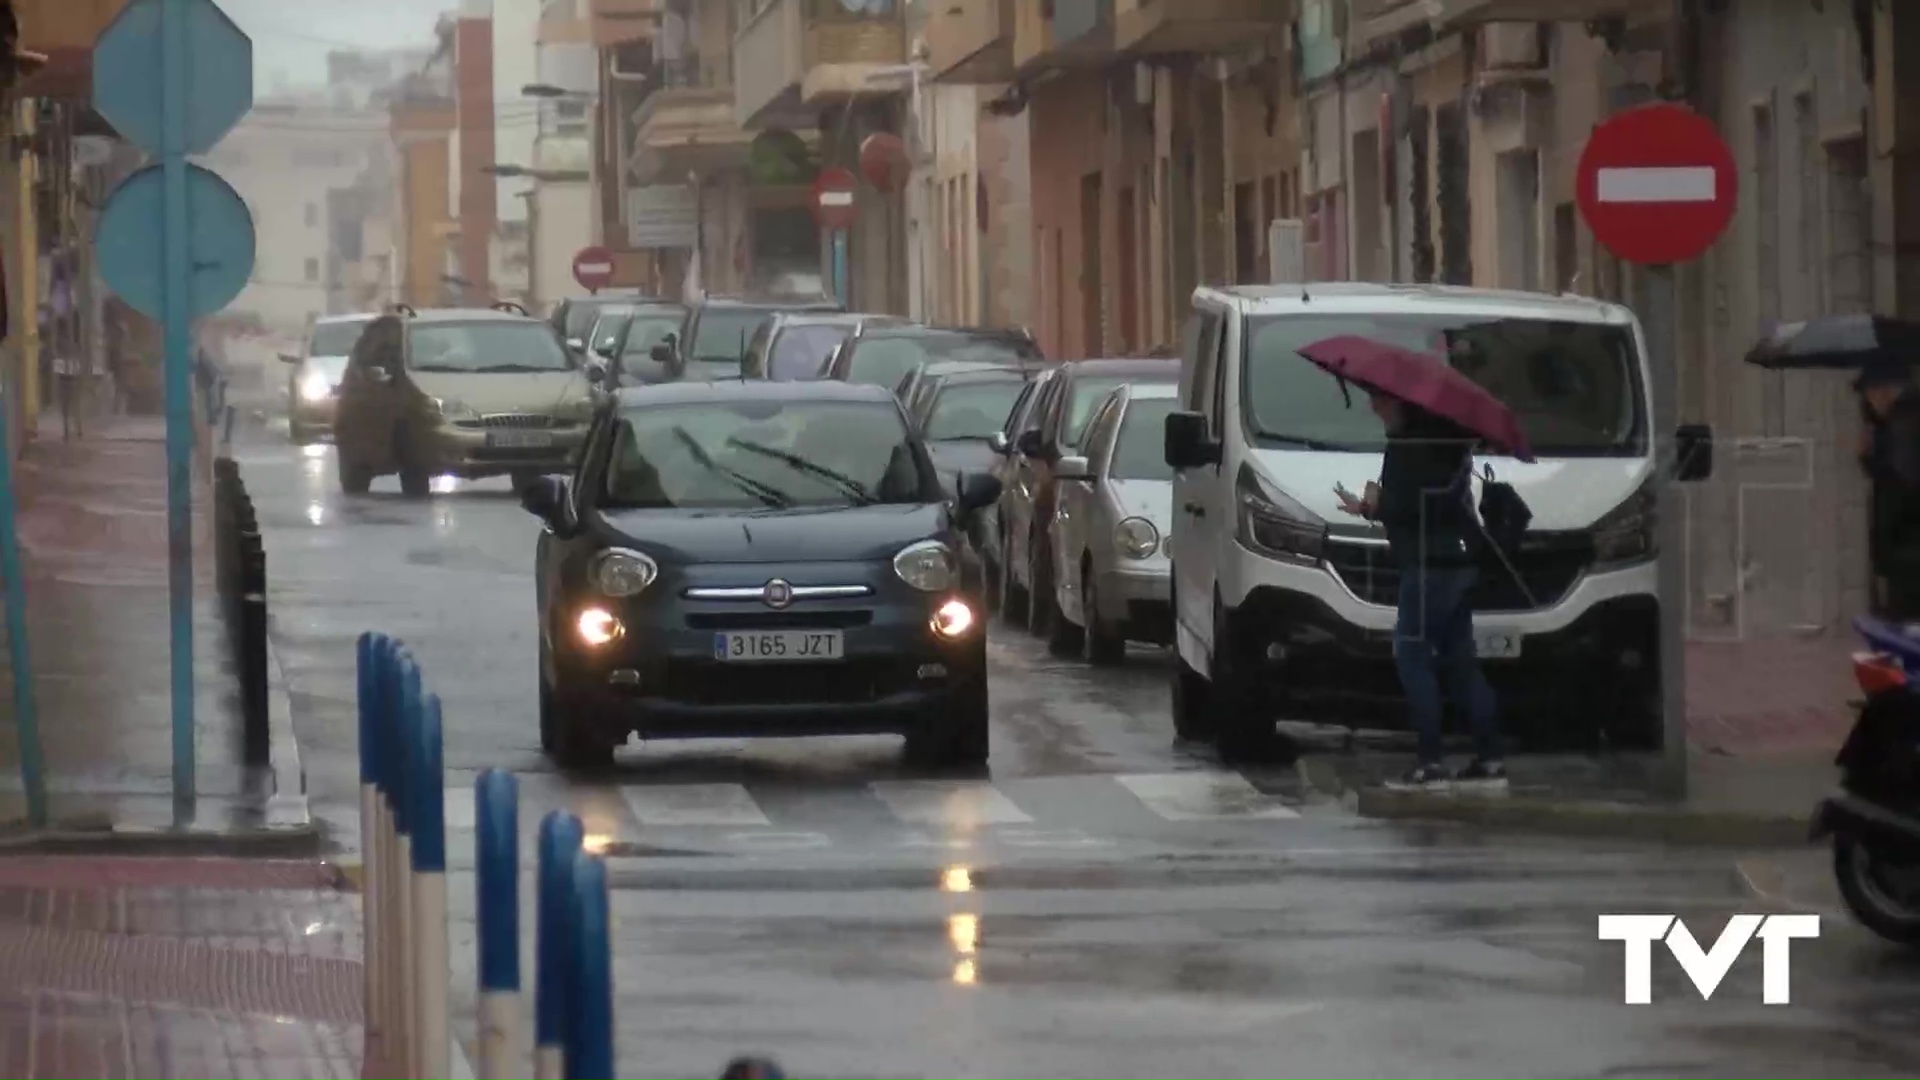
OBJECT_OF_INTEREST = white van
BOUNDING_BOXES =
[1161,283,1713,762]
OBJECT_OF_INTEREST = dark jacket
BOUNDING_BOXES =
[1863,387,1920,614]
[1376,410,1477,567]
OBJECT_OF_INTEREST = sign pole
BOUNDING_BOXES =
[830,230,848,305]
[160,0,197,818]
[1644,263,1688,797]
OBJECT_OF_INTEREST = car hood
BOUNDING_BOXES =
[1106,478,1173,530]
[408,370,594,415]
[1246,448,1647,530]
[925,439,999,488]
[599,502,948,563]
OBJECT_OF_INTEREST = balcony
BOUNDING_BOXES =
[631,60,754,182]
[589,0,660,45]
[926,0,1015,84]
[1114,0,1274,55]
[1351,0,1654,49]
[733,0,906,130]
[1012,0,1114,75]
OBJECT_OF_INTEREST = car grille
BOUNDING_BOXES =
[660,659,914,706]
[462,413,555,429]
[1321,536,1589,613]
[685,610,874,630]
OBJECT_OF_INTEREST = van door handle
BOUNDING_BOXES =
[1184,502,1205,518]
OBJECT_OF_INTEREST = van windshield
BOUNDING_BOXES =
[1241,314,1645,456]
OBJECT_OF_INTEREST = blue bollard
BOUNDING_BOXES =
[566,852,613,1080]
[409,691,450,1079]
[355,632,388,1073]
[535,811,585,1080]
[475,769,521,1078]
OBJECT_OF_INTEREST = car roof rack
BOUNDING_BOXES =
[388,303,417,318]
[490,300,530,316]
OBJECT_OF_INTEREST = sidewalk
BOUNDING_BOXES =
[0,411,309,841]
[0,855,360,1078]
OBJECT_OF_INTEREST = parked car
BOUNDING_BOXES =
[549,291,659,354]
[583,304,642,363]
[333,302,605,497]
[281,312,375,443]
[895,355,1036,418]
[661,294,845,381]
[981,367,1062,610]
[596,301,689,386]
[521,379,1001,769]
[907,364,1039,593]
[1045,383,1177,664]
[1161,283,1711,761]
[995,357,1178,644]
[823,325,1042,393]
[744,312,905,381]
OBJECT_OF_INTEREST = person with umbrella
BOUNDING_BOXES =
[1301,335,1536,791]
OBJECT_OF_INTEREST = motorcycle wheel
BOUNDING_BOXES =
[1833,836,1920,947]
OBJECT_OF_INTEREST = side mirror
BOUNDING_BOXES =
[955,471,1003,513]
[1673,423,1713,482]
[566,336,586,353]
[1164,410,1220,470]
[593,340,617,359]
[278,352,300,364]
[520,474,567,522]
[1054,455,1091,481]
[1015,429,1045,458]
[988,431,1011,455]
[649,342,673,365]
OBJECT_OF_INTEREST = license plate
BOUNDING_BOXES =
[487,430,553,449]
[1475,629,1523,659]
[713,630,845,662]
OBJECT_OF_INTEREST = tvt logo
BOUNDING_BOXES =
[1597,913,1820,1004]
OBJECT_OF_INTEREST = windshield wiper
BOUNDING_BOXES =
[728,439,877,505]
[473,363,564,373]
[1257,433,1351,452]
[410,363,467,373]
[671,428,791,509]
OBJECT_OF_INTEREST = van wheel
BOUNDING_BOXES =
[1210,597,1289,764]
[338,459,373,495]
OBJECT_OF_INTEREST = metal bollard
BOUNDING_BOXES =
[475,770,521,1079]
[565,853,613,1080]
[534,812,584,1080]
[409,691,450,1080]
[357,634,390,1077]
[240,539,269,765]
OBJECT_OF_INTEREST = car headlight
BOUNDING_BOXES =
[1591,483,1656,566]
[435,397,479,421]
[1235,464,1326,566]
[1115,517,1160,560]
[298,371,334,401]
[589,548,658,597]
[894,539,956,592]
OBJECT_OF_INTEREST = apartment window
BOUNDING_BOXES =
[1407,105,1433,283]
[305,257,320,282]
[1553,202,1577,293]
[1826,137,1871,313]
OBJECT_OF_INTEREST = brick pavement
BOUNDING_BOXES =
[0,855,360,1079]
[1684,636,1859,757]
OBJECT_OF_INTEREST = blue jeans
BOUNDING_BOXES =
[1392,562,1502,766]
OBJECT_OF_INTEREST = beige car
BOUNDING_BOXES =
[332,303,602,496]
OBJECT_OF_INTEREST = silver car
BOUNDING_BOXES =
[1045,383,1177,663]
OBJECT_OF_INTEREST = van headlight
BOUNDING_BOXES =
[1235,464,1326,565]
[894,539,956,592]
[1115,517,1160,560]
[589,548,658,596]
[1591,484,1656,566]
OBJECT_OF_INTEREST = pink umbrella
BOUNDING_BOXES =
[1296,335,1535,462]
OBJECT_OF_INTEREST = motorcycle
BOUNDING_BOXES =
[1810,616,1920,946]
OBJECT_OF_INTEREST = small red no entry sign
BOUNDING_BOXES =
[1575,103,1737,267]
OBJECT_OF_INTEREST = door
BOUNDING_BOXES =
[1080,172,1104,358]
[1172,307,1225,668]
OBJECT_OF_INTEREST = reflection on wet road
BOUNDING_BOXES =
[241,431,1920,1078]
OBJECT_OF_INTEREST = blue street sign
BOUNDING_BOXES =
[92,0,253,156]
[94,163,255,321]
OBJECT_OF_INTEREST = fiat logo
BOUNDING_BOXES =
[762,579,794,609]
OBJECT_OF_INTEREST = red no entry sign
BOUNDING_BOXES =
[813,167,858,231]
[1575,103,1737,267]
[572,246,615,291]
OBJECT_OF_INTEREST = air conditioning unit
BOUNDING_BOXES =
[1268,219,1305,283]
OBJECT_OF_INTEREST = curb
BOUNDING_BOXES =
[264,624,312,831]
[1298,756,1812,848]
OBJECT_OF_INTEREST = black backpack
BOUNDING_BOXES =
[1472,462,1535,602]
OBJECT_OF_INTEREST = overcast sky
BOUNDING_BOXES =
[221,0,450,91]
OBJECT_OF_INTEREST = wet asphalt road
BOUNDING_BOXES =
[236,426,1920,1078]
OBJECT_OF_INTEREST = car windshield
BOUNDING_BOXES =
[309,320,371,357]
[769,325,851,381]
[1066,376,1162,448]
[589,311,634,349]
[409,321,572,373]
[307,355,350,380]
[692,308,778,364]
[1109,397,1176,481]
[1242,313,1645,455]
[603,400,934,510]
[619,313,684,357]
[925,380,1025,441]
[564,302,615,341]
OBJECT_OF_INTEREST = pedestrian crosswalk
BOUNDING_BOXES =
[347,768,1316,862]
